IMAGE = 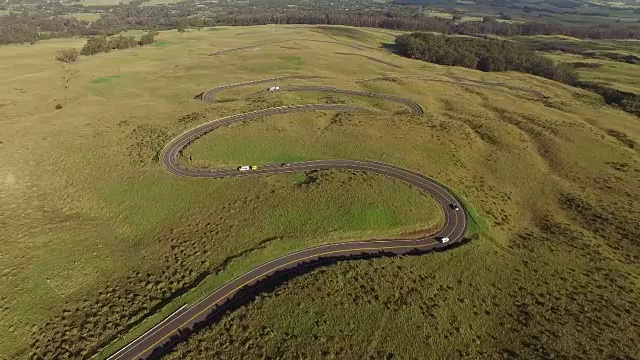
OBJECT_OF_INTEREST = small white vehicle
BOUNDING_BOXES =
[440,237,450,243]
[451,204,460,211]
[238,165,258,171]
[268,86,281,91]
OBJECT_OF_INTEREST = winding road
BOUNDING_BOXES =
[107,87,466,360]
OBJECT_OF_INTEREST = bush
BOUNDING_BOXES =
[55,48,79,63]
[138,32,156,46]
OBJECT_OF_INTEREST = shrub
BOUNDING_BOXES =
[138,32,156,46]
[55,48,79,63]
[55,104,63,110]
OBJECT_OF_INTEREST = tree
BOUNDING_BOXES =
[457,51,478,69]
[177,18,187,32]
[55,48,79,63]
[498,12,512,21]
[193,18,205,30]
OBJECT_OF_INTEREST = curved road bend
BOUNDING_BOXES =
[198,76,315,102]
[108,104,466,360]
[200,81,423,115]
[283,86,423,115]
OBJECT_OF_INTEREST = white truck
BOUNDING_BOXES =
[268,86,281,91]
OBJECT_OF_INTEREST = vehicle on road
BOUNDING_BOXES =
[280,163,290,166]
[238,165,258,171]
[440,237,450,243]
[451,204,460,211]
[268,86,281,91]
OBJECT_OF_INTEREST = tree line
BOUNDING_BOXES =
[3,7,640,46]
[79,32,156,56]
[112,8,640,40]
[55,32,156,63]
[394,32,579,85]
[0,14,95,45]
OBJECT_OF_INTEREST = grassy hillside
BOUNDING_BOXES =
[545,51,640,95]
[1,25,639,359]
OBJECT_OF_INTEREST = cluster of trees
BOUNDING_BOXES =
[0,13,95,45]
[80,32,156,56]
[395,32,579,85]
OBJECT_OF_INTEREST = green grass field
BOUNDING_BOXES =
[1,25,639,360]
[545,51,640,95]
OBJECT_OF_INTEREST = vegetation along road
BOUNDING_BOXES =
[107,88,467,359]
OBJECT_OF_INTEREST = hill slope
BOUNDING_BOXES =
[0,25,638,359]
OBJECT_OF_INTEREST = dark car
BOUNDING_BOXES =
[450,203,460,211]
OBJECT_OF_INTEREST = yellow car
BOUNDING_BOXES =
[250,165,258,170]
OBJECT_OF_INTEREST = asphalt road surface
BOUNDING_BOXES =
[107,102,465,360]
